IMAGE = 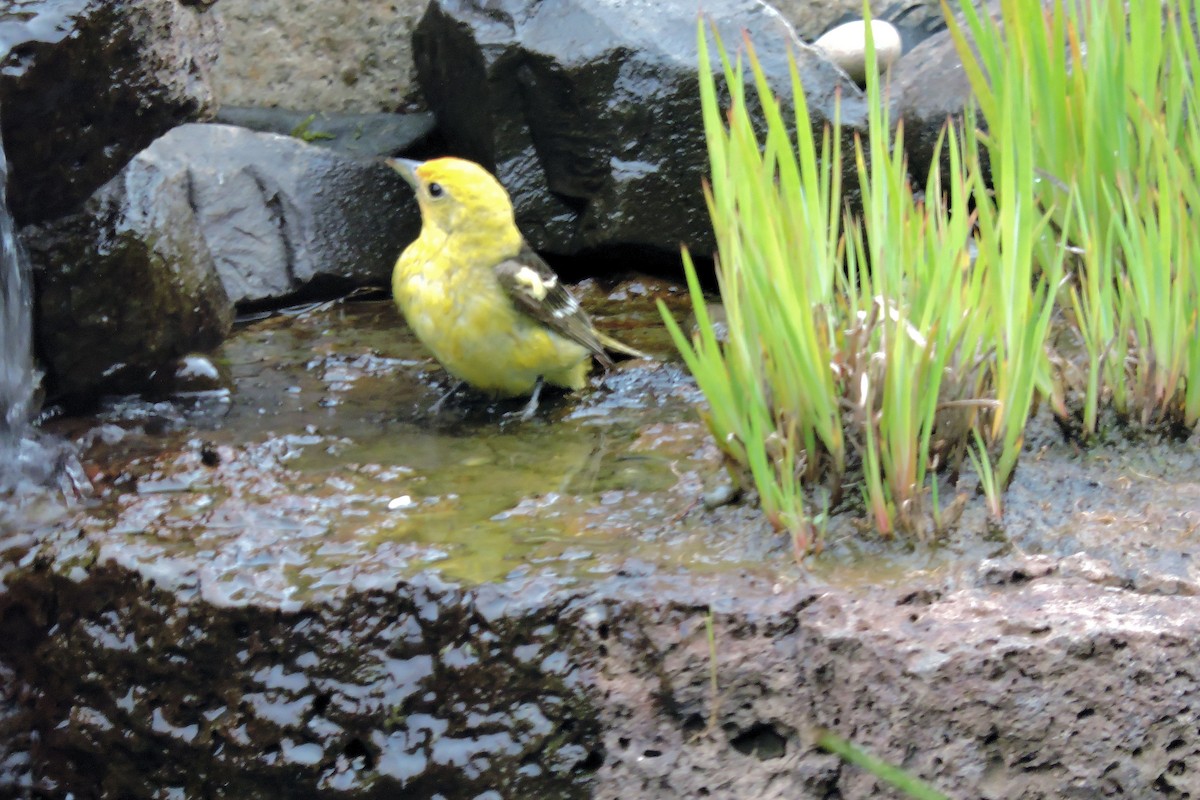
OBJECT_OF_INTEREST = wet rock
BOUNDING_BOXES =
[0,551,606,798]
[888,1,1011,187]
[0,659,33,795]
[890,24,982,184]
[592,573,1200,797]
[976,553,1059,586]
[0,0,220,225]
[215,106,438,159]
[702,480,740,510]
[412,0,867,259]
[161,354,228,396]
[804,1,985,189]
[123,123,419,306]
[26,141,233,401]
[31,123,420,329]
[770,0,892,40]
[4,526,1200,797]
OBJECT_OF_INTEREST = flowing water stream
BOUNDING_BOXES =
[0,117,40,471]
[0,109,84,523]
[0,145,33,436]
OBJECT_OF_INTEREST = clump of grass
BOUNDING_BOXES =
[659,20,1052,550]
[661,26,846,552]
[843,27,997,535]
[290,113,336,143]
[950,0,1200,435]
[665,0,1197,553]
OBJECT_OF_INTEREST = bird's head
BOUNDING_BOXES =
[387,157,516,237]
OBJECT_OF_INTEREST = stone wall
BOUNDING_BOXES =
[211,0,432,112]
[209,0,890,113]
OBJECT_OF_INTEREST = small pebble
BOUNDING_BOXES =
[702,481,740,510]
[388,495,416,511]
[199,441,221,467]
[173,354,226,392]
[813,19,902,83]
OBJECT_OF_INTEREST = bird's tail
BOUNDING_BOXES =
[597,330,653,361]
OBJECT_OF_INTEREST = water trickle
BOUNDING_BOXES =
[0,106,84,510]
[0,121,37,443]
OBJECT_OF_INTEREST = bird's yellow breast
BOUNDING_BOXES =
[393,231,591,397]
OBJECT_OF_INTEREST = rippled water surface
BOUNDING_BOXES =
[27,282,794,598]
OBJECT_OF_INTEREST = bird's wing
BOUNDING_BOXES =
[493,242,614,369]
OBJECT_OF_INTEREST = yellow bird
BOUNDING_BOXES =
[387,156,646,418]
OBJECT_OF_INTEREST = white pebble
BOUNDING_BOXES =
[813,19,902,83]
[388,495,416,511]
[176,354,221,381]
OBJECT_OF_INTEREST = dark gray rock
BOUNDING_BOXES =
[0,0,220,225]
[133,123,419,305]
[3,522,1200,798]
[891,25,980,184]
[214,106,438,159]
[0,513,609,798]
[26,140,233,400]
[23,121,419,400]
[889,0,1007,188]
[412,0,868,260]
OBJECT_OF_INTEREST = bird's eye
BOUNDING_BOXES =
[428,182,444,198]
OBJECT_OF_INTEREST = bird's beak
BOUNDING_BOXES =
[385,157,423,189]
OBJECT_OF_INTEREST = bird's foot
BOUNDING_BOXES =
[515,377,545,421]
[428,380,465,416]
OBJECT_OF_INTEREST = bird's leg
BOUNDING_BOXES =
[519,377,545,421]
[429,380,465,415]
